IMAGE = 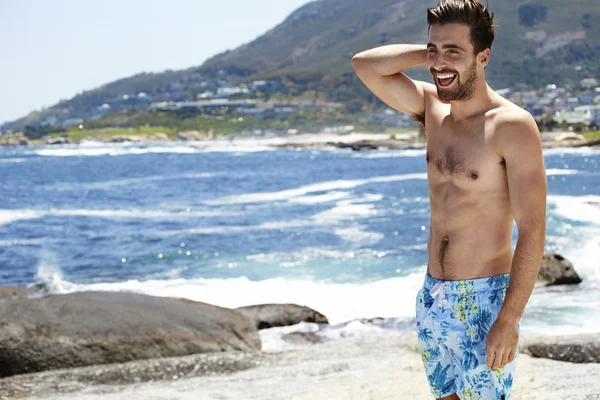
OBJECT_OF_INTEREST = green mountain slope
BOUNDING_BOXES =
[4,0,600,130]
[202,0,600,88]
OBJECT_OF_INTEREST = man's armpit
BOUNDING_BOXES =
[412,112,426,131]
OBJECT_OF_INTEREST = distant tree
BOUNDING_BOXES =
[582,14,592,29]
[573,122,586,132]
[344,99,364,114]
[518,4,548,27]
[538,117,558,132]
[23,125,65,140]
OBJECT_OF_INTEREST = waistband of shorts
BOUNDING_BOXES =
[423,273,511,294]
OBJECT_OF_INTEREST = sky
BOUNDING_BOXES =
[0,0,311,124]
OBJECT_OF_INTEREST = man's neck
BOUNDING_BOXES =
[448,79,494,121]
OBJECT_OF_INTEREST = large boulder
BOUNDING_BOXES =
[177,130,208,141]
[0,135,30,147]
[235,304,329,330]
[551,132,586,142]
[46,136,71,145]
[108,135,137,143]
[538,253,582,285]
[521,334,600,363]
[151,132,170,141]
[326,141,381,151]
[0,291,260,377]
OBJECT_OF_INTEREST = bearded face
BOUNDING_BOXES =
[426,23,485,102]
[430,58,478,101]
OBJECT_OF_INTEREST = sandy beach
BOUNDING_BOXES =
[1,332,599,400]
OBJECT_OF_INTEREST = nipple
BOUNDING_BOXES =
[470,172,479,180]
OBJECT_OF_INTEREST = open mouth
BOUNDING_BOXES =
[435,73,457,87]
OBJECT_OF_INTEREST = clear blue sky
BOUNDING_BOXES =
[0,0,311,124]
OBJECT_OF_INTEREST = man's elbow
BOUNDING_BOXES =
[351,54,366,70]
[515,216,546,243]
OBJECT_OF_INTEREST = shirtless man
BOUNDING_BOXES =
[352,1,547,399]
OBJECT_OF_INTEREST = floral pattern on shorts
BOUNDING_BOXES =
[415,274,517,400]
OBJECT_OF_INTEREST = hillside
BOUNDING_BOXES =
[201,0,600,90]
[3,0,600,131]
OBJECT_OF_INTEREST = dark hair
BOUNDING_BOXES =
[427,0,495,54]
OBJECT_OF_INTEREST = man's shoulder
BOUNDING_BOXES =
[489,100,534,127]
[490,101,538,137]
[489,102,541,155]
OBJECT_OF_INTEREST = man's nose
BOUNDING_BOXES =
[431,55,446,71]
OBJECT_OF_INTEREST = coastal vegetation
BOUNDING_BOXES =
[38,108,393,142]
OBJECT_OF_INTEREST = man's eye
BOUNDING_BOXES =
[427,49,437,53]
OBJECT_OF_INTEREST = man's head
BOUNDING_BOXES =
[426,0,495,101]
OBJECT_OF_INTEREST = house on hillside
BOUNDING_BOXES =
[574,105,600,123]
[250,80,283,92]
[216,86,250,97]
[579,91,594,105]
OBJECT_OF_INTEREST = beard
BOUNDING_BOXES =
[432,60,478,102]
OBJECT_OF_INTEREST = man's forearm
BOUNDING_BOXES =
[497,227,546,324]
[352,44,427,76]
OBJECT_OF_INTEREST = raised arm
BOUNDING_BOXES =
[486,111,547,371]
[351,44,435,120]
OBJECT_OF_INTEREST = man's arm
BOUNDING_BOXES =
[486,111,547,371]
[351,44,435,119]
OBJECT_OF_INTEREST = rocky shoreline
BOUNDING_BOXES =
[1,131,599,150]
[0,253,596,398]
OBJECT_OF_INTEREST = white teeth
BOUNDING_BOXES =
[436,73,456,79]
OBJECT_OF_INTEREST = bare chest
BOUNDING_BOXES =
[425,124,506,189]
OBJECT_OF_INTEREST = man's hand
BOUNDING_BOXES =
[485,317,518,371]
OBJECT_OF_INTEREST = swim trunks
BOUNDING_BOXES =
[415,273,517,400]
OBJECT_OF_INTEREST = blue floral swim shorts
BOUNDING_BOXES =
[415,273,517,400]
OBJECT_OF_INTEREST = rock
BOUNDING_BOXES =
[552,132,586,142]
[235,304,329,330]
[105,134,169,143]
[151,133,170,141]
[267,139,425,151]
[108,135,137,143]
[46,136,71,145]
[0,291,260,378]
[327,141,381,151]
[177,131,207,141]
[575,138,600,147]
[521,334,600,363]
[0,135,31,147]
[538,253,582,285]
[0,348,270,399]
[268,142,326,150]
[281,332,331,346]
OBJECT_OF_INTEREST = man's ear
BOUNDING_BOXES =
[479,48,491,69]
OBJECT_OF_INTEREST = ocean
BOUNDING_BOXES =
[1,137,599,349]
